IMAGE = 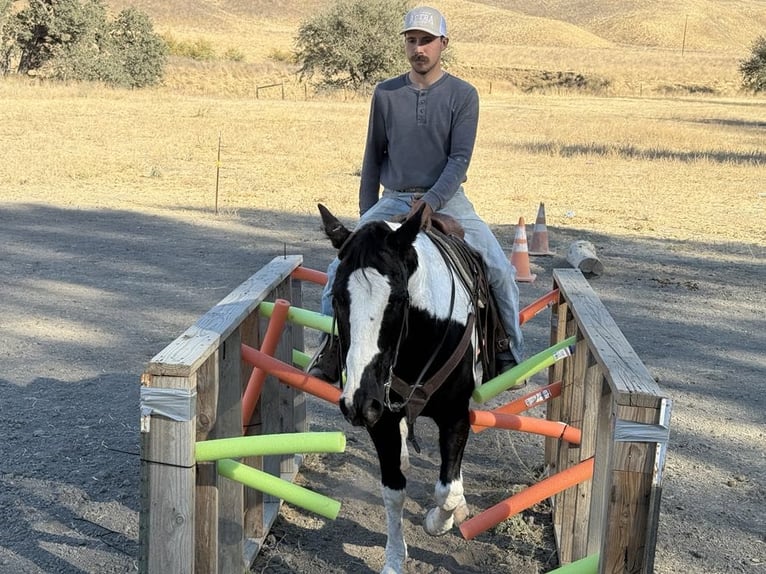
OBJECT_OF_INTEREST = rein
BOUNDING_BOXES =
[383,233,476,432]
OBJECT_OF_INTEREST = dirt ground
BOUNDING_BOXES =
[0,203,763,574]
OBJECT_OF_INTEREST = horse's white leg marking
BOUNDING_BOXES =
[398,418,410,472]
[424,477,469,536]
[381,486,407,574]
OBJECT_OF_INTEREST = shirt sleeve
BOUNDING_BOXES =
[358,90,385,216]
[422,85,479,211]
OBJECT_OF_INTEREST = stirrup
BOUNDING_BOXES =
[306,334,341,384]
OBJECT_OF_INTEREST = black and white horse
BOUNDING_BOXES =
[319,204,489,574]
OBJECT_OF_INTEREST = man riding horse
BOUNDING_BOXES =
[310,6,524,385]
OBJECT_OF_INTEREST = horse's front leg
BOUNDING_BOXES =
[424,412,471,536]
[369,414,408,574]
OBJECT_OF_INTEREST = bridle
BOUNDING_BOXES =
[333,230,476,444]
[383,239,475,425]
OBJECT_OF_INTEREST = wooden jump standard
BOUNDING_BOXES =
[546,269,672,573]
[137,257,670,574]
[139,255,306,574]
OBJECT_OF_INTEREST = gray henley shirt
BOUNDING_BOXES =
[358,72,479,215]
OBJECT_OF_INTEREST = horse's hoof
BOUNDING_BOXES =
[424,507,454,536]
[453,501,470,525]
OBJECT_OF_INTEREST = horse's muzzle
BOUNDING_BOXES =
[340,393,383,428]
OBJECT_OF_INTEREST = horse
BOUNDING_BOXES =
[318,203,500,574]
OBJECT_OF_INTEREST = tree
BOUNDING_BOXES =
[14,0,107,75]
[739,35,766,93]
[0,0,16,75]
[4,0,165,87]
[295,0,410,91]
[109,7,167,87]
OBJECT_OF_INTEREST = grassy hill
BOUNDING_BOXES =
[102,0,764,97]
[108,0,766,49]
[477,0,766,50]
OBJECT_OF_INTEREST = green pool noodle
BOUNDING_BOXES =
[259,301,337,335]
[292,349,312,369]
[472,336,577,404]
[196,432,346,462]
[217,458,341,520]
[545,553,598,574]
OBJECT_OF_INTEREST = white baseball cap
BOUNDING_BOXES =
[401,6,448,38]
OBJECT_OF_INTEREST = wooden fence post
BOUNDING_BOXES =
[140,255,304,573]
[547,269,671,573]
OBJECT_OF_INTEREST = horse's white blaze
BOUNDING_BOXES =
[340,268,391,410]
[409,234,471,324]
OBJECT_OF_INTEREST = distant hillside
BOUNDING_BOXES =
[103,0,760,97]
[435,0,614,48]
[467,0,766,50]
[108,0,766,51]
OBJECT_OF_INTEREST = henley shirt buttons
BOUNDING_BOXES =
[417,92,427,125]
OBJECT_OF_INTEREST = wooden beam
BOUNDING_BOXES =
[549,269,670,572]
[139,374,196,574]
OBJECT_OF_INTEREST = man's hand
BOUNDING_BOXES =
[407,199,434,231]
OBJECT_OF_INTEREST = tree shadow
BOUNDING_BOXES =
[1,203,763,572]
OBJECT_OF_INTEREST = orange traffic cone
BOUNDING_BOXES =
[529,202,555,256]
[510,217,537,283]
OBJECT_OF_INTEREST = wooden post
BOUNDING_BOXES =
[216,329,245,573]
[139,373,196,574]
[195,355,220,574]
[241,310,263,557]
[548,269,671,572]
[140,255,304,573]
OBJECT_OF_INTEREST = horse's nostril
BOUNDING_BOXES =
[340,398,363,426]
[363,398,383,428]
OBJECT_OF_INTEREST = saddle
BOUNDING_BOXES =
[394,211,508,375]
[429,212,465,240]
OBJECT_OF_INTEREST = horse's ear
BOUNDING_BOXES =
[388,204,423,253]
[318,203,351,251]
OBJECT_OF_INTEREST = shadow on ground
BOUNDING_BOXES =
[0,203,763,573]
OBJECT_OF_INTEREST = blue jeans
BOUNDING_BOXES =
[320,187,524,362]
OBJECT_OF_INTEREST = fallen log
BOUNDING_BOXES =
[567,240,604,275]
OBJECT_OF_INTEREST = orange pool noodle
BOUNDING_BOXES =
[460,457,594,540]
[469,410,580,444]
[242,299,290,428]
[471,381,562,433]
[519,289,559,325]
[241,344,341,405]
[291,266,328,286]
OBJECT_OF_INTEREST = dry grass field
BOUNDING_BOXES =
[2,80,763,246]
[1,1,764,573]
[3,0,765,245]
